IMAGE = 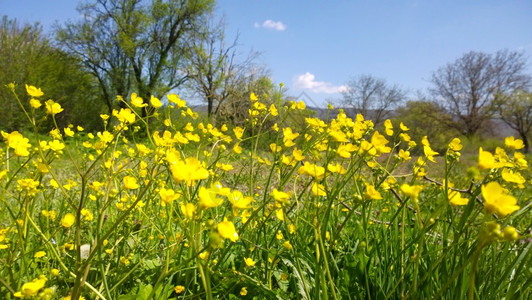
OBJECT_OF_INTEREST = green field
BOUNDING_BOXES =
[1,87,530,299]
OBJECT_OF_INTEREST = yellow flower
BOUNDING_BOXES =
[448,138,463,152]
[180,202,196,218]
[244,257,256,267]
[2,131,31,156]
[233,126,244,140]
[364,183,382,200]
[501,168,526,185]
[504,136,524,150]
[218,218,239,242]
[34,251,46,258]
[240,287,248,296]
[51,269,60,276]
[81,208,94,221]
[25,84,44,97]
[384,119,393,136]
[370,131,391,155]
[269,103,278,116]
[123,176,139,190]
[150,95,163,108]
[423,145,439,163]
[130,92,147,107]
[311,182,327,196]
[169,157,209,186]
[481,182,519,217]
[49,140,65,151]
[64,127,75,137]
[400,184,423,200]
[399,122,409,131]
[61,213,75,228]
[250,92,258,102]
[448,190,468,206]
[174,285,185,294]
[478,147,503,170]
[167,93,186,107]
[297,162,325,180]
[198,186,223,209]
[44,99,64,115]
[271,188,290,205]
[502,226,519,241]
[283,240,293,250]
[14,276,47,298]
[29,98,42,108]
[398,149,411,161]
[270,143,282,153]
[228,190,252,209]
[159,187,180,206]
[113,108,136,124]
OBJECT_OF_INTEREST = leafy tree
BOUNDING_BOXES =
[341,74,406,125]
[495,90,532,153]
[430,50,531,137]
[56,0,215,116]
[0,16,103,132]
[393,100,459,153]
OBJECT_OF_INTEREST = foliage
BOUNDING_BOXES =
[0,84,530,300]
[430,50,531,137]
[392,100,459,153]
[56,0,215,116]
[0,17,103,132]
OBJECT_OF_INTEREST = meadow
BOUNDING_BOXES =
[0,84,530,299]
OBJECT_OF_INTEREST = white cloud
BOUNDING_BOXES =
[255,19,286,31]
[294,72,347,94]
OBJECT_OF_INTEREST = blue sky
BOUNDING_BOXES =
[3,0,532,106]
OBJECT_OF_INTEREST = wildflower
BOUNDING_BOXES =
[400,184,423,200]
[501,168,526,185]
[327,163,347,174]
[269,103,278,116]
[282,127,299,147]
[113,108,136,124]
[159,187,180,206]
[448,190,468,206]
[218,218,239,242]
[29,98,41,109]
[2,131,31,156]
[25,84,44,97]
[81,208,94,221]
[398,149,411,161]
[282,240,293,250]
[169,157,209,186]
[504,136,524,150]
[384,119,393,136]
[165,93,179,106]
[250,92,258,101]
[298,162,325,180]
[270,143,282,153]
[478,147,503,170]
[51,269,60,276]
[34,251,46,258]
[150,95,162,108]
[233,126,244,140]
[244,257,256,267]
[228,190,252,209]
[14,276,47,298]
[370,131,391,155]
[180,203,196,218]
[502,226,519,241]
[174,285,185,294]
[240,287,248,296]
[364,183,382,200]
[271,188,290,205]
[64,127,75,137]
[130,92,146,107]
[123,176,139,190]
[448,138,463,152]
[61,213,75,228]
[336,143,357,158]
[399,122,409,131]
[49,140,65,151]
[199,187,223,209]
[423,145,439,163]
[311,182,327,196]
[44,100,64,115]
[481,182,519,217]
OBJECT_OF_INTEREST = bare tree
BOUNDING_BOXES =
[341,75,405,125]
[185,16,259,121]
[495,90,532,153]
[430,50,531,137]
